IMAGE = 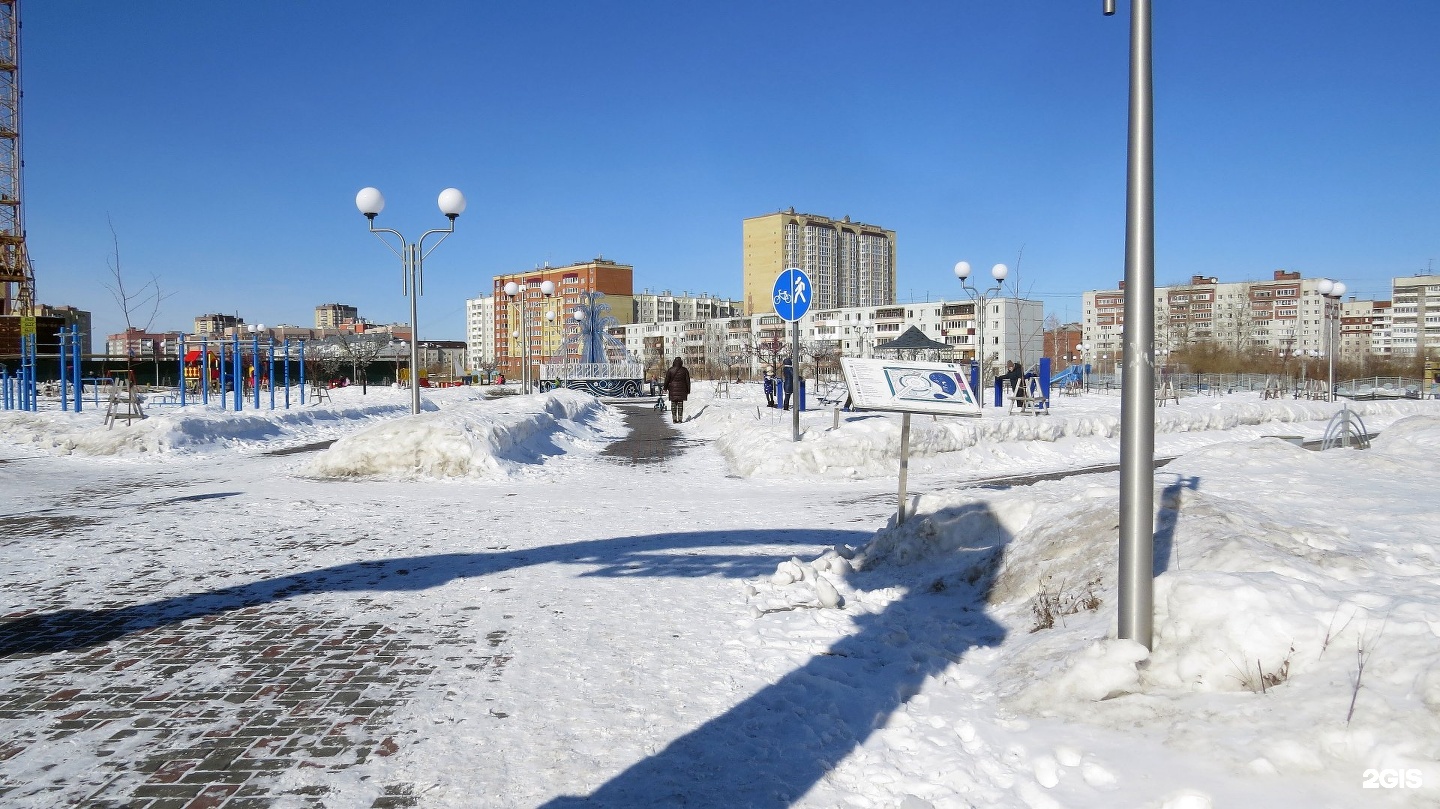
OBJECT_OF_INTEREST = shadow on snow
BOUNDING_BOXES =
[0,529,866,657]
[542,501,1014,807]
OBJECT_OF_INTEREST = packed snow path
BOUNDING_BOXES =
[1,385,1436,808]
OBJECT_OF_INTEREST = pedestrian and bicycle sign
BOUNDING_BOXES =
[773,267,812,322]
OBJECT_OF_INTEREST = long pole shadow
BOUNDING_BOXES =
[541,503,1013,807]
[0,529,867,657]
[1153,473,1200,576]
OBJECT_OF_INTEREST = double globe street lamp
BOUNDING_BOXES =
[953,260,1009,405]
[355,186,466,415]
[504,279,556,394]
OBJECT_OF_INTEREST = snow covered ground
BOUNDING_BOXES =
[1,381,1437,808]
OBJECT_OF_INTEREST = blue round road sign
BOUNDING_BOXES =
[772,267,813,322]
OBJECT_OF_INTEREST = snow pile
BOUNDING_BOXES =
[836,414,1440,799]
[0,395,413,457]
[744,553,853,617]
[705,394,1437,480]
[301,388,619,479]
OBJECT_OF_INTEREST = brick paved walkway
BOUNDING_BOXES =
[599,402,695,465]
[0,594,502,807]
[0,401,691,807]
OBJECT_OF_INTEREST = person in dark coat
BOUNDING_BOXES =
[763,370,776,407]
[781,358,794,410]
[663,357,692,423]
[999,361,1024,396]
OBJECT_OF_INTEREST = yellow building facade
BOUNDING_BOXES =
[742,209,896,316]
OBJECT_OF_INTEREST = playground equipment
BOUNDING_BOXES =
[1048,363,1086,392]
[1321,406,1370,451]
[103,372,145,428]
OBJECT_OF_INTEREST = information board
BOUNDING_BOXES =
[840,357,981,418]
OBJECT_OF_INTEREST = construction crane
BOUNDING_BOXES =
[0,0,33,317]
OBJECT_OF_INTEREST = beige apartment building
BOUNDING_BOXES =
[314,303,358,330]
[742,209,896,316]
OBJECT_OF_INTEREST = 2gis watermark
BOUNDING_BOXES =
[1362,768,1422,789]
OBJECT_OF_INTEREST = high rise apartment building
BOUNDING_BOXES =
[36,304,92,354]
[193,313,243,335]
[315,303,358,330]
[1389,274,1440,360]
[490,258,636,379]
[742,209,895,316]
[464,294,496,373]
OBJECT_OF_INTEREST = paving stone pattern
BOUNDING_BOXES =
[0,599,501,807]
[599,403,689,465]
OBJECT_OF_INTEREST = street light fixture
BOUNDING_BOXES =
[1315,278,1346,402]
[1075,342,1090,388]
[504,278,556,394]
[954,260,1009,405]
[355,186,465,415]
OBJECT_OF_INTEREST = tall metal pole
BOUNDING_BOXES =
[1117,0,1155,650]
[1326,296,1335,401]
[791,319,801,441]
[232,331,242,411]
[408,243,422,413]
[72,325,82,413]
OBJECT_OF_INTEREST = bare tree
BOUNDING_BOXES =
[802,340,842,382]
[1217,285,1256,355]
[642,337,667,384]
[754,328,788,375]
[102,217,173,373]
[332,334,386,394]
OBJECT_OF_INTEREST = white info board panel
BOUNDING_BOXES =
[840,357,981,418]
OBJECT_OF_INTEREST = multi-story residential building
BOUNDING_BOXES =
[1389,274,1440,360]
[314,303,359,330]
[491,258,636,380]
[632,290,743,324]
[1366,300,1394,358]
[1083,269,1382,365]
[193,313,243,335]
[36,304,92,354]
[464,294,495,373]
[613,297,1042,379]
[742,209,896,316]
[106,328,183,360]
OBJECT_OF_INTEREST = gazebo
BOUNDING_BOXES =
[873,326,954,360]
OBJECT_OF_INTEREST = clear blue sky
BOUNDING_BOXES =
[22,1,1440,341]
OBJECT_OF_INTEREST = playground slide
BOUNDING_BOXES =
[1049,364,1084,388]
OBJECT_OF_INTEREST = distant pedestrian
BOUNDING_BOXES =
[781,358,794,410]
[763,371,776,407]
[663,357,691,423]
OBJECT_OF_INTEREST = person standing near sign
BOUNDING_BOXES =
[663,357,691,423]
[781,358,794,410]
[763,370,776,407]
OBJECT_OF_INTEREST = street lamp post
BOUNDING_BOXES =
[1076,342,1091,389]
[1315,279,1346,401]
[953,261,1010,405]
[504,279,556,394]
[355,186,466,415]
